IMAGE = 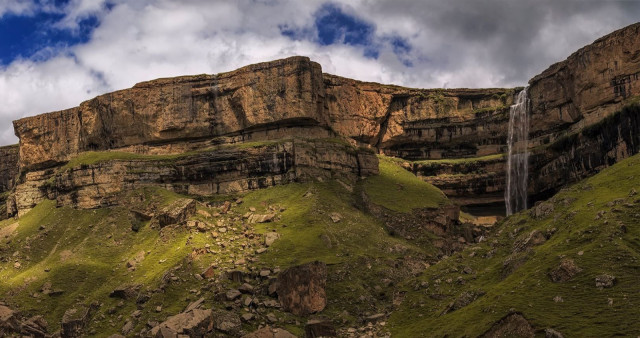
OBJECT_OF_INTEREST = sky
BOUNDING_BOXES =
[0,0,638,145]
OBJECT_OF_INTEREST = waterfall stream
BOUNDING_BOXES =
[505,87,530,216]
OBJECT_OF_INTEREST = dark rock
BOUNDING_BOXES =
[443,290,485,314]
[109,284,141,299]
[226,289,242,301]
[239,283,255,294]
[185,297,205,312]
[549,258,581,283]
[277,261,327,316]
[595,274,616,288]
[305,318,336,337]
[61,306,93,338]
[212,310,241,335]
[481,312,534,338]
[242,326,297,338]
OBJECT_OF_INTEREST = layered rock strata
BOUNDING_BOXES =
[6,22,640,215]
[8,138,376,217]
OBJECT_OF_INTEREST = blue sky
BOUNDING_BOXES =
[0,0,638,145]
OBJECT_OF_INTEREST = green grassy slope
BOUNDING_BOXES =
[390,153,640,337]
[0,158,449,336]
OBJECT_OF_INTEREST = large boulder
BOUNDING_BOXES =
[150,308,213,337]
[549,258,581,283]
[242,326,297,338]
[157,199,196,227]
[61,306,93,338]
[277,261,327,316]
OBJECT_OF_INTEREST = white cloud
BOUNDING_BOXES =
[0,0,36,17]
[0,0,637,145]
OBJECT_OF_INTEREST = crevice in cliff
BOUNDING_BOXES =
[373,95,406,150]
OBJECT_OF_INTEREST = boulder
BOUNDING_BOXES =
[595,274,616,288]
[242,326,297,338]
[264,232,280,247]
[157,199,196,227]
[109,284,141,299]
[150,308,212,337]
[0,305,19,335]
[61,306,93,337]
[305,318,336,337]
[549,258,581,283]
[277,261,327,316]
[481,312,534,338]
[212,310,241,335]
[249,213,276,224]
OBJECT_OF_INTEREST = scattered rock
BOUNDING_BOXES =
[595,274,616,288]
[553,296,563,303]
[157,199,197,227]
[549,258,581,283]
[201,265,217,279]
[364,313,385,322]
[513,230,547,253]
[277,261,327,316]
[266,313,278,323]
[242,326,297,338]
[249,213,276,224]
[109,284,141,299]
[545,328,565,338]
[226,289,242,301]
[212,310,242,335]
[239,283,255,294]
[185,297,205,312]
[241,313,255,322]
[530,201,554,219]
[265,232,280,247]
[61,306,93,338]
[151,309,212,337]
[121,320,135,335]
[443,290,484,314]
[481,312,534,338]
[329,212,342,223]
[305,318,336,337]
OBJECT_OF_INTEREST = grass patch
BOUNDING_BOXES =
[364,156,448,213]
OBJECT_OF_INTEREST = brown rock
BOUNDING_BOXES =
[242,326,297,338]
[305,318,336,337]
[109,284,141,299]
[212,310,241,335]
[61,306,93,338]
[157,199,196,227]
[277,261,327,316]
[549,258,582,283]
[150,309,212,337]
[481,312,534,338]
[595,274,616,288]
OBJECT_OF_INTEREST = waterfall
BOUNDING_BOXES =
[505,87,530,216]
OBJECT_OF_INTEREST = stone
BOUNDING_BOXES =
[241,313,255,322]
[61,306,93,337]
[249,213,277,224]
[545,328,565,338]
[443,291,484,314]
[201,265,217,279]
[185,297,205,312]
[266,313,278,323]
[121,320,135,335]
[481,312,534,338]
[277,261,327,316]
[242,326,297,338]
[212,310,241,335]
[239,283,255,294]
[595,274,616,288]
[150,309,212,337]
[109,284,141,299]
[226,289,242,301]
[549,259,582,283]
[157,199,196,227]
[305,318,336,337]
[265,232,280,247]
[328,212,342,223]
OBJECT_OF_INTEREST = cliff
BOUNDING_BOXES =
[6,22,640,215]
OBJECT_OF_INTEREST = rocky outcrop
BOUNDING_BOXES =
[14,56,326,171]
[277,261,327,316]
[7,22,640,214]
[8,138,377,216]
[0,145,18,192]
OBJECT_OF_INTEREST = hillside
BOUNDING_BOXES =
[390,150,640,337]
[0,157,456,337]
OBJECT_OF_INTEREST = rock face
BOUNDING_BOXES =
[277,261,327,316]
[6,23,640,215]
